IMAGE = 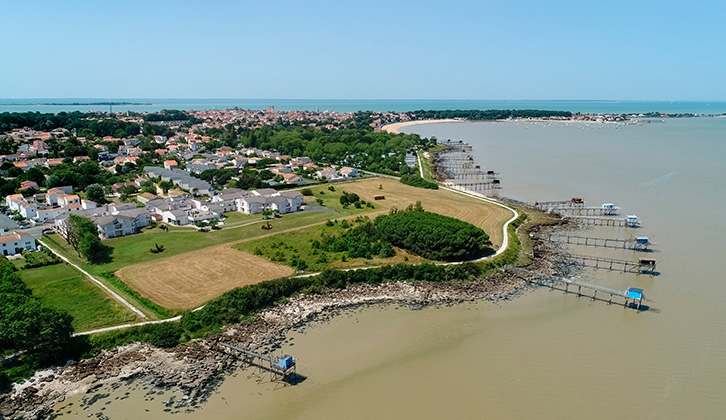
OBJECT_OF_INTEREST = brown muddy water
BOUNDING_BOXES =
[54,118,726,419]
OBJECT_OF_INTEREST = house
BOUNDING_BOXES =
[57,194,80,207]
[44,158,64,168]
[94,215,137,239]
[114,156,140,166]
[315,167,339,181]
[282,173,304,184]
[19,180,38,191]
[164,160,179,170]
[339,167,359,177]
[0,231,36,255]
[290,157,312,167]
[6,194,38,219]
[55,205,151,240]
[45,186,74,205]
[143,166,213,196]
[137,192,159,204]
[235,189,303,215]
[162,209,189,226]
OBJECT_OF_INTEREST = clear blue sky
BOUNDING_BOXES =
[2,0,724,100]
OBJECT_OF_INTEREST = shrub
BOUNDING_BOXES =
[301,188,314,196]
[400,174,438,189]
[375,209,491,261]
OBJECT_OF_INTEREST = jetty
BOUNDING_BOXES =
[563,214,640,228]
[435,140,501,193]
[217,342,297,382]
[568,254,658,275]
[505,266,647,311]
[534,197,585,210]
[550,234,652,251]
[548,206,621,216]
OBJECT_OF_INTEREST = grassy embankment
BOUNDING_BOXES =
[417,143,447,183]
[20,264,140,331]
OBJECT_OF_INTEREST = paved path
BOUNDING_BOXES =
[38,238,149,320]
[417,152,425,178]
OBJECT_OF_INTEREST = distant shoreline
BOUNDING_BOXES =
[0,102,151,106]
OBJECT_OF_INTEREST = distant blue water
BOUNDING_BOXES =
[1,98,725,115]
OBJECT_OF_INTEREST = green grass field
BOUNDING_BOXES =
[20,263,140,332]
[38,199,376,316]
[221,211,257,225]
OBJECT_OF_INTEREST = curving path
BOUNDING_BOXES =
[69,170,520,335]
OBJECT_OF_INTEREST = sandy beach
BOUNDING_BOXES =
[382,119,461,133]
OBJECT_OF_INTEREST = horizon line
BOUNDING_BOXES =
[2,98,725,103]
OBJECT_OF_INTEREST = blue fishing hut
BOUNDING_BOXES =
[277,355,295,370]
[624,287,644,310]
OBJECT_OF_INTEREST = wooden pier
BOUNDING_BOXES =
[218,342,297,382]
[563,215,640,228]
[534,198,585,211]
[550,234,652,251]
[547,206,621,216]
[504,266,647,311]
[569,254,658,275]
[435,141,501,192]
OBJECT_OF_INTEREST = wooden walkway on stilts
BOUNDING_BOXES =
[547,206,621,216]
[569,254,658,275]
[217,342,298,383]
[550,234,652,251]
[563,215,640,228]
[504,266,647,311]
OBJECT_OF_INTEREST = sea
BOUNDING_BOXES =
[2,98,726,115]
[43,102,726,419]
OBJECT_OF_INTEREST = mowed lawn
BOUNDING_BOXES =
[20,263,140,332]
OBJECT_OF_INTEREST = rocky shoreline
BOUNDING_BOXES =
[0,220,567,420]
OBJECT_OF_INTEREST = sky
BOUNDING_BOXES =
[1,0,724,100]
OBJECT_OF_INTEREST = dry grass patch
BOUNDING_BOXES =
[116,246,293,310]
[330,178,512,246]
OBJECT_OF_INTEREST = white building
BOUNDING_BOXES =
[0,231,36,256]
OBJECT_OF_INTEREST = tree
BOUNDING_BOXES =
[159,180,173,194]
[64,214,106,262]
[0,257,73,354]
[78,231,106,263]
[85,183,105,203]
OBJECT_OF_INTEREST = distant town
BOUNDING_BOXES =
[0,106,705,255]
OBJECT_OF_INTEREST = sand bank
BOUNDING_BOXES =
[382,119,461,133]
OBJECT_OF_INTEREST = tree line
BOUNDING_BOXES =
[0,257,74,387]
[400,174,438,189]
[0,111,141,139]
